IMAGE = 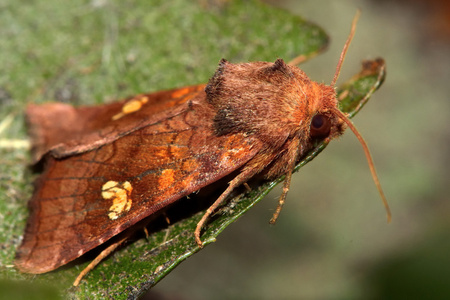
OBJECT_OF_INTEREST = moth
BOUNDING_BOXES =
[15,12,390,285]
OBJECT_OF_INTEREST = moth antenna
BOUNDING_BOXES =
[331,9,361,87]
[269,137,301,224]
[332,108,392,223]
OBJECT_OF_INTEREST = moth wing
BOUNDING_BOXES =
[26,85,206,162]
[16,95,262,274]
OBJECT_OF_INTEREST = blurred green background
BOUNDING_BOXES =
[1,0,449,299]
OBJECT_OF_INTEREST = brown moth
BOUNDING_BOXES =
[15,11,390,285]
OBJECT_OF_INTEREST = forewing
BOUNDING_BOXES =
[16,98,261,273]
[26,85,206,162]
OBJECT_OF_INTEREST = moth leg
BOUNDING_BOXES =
[143,227,150,240]
[195,168,256,247]
[269,168,293,224]
[162,211,171,225]
[73,236,128,286]
[269,136,300,224]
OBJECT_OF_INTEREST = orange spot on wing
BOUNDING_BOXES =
[171,88,191,98]
[158,169,176,190]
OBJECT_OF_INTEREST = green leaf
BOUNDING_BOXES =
[0,0,385,299]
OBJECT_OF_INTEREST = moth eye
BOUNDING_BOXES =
[310,114,331,138]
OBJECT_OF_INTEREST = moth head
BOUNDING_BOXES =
[280,77,346,143]
[308,102,347,140]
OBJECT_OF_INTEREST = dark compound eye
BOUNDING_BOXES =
[310,114,331,138]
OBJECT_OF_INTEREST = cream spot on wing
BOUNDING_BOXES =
[112,96,149,120]
[101,180,133,220]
